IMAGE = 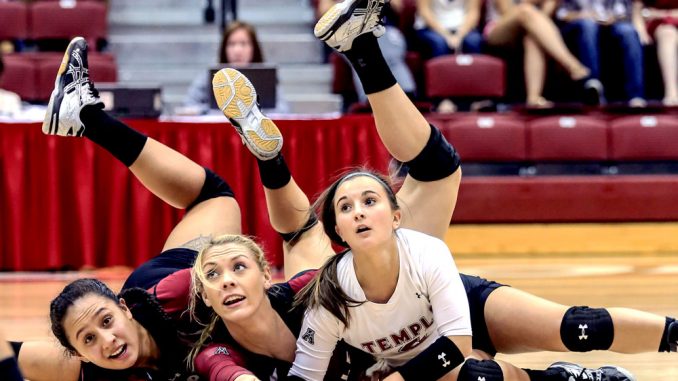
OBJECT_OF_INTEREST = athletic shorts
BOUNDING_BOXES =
[460,273,507,356]
[122,247,198,291]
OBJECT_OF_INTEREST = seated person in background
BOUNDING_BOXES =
[318,0,417,102]
[0,52,22,116]
[556,0,646,107]
[415,0,484,57]
[485,0,603,107]
[636,0,677,106]
[183,21,288,113]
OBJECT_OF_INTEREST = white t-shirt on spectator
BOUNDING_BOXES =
[415,0,468,31]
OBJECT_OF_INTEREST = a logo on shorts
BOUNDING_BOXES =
[214,346,230,355]
[302,327,316,345]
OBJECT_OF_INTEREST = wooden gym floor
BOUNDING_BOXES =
[1,222,677,379]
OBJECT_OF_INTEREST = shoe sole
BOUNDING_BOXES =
[314,0,383,44]
[212,68,282,160]
[42,37,86,137]
[314,0,356,40]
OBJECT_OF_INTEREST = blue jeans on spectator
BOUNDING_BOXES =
[416,27,484,57]
[560,19,644,101]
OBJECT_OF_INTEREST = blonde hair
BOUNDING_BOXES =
[186,234,270,369]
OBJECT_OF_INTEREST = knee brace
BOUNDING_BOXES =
[458,359,503,381]
[279,212,319,244]
[186,167,235,211]
[560,306,613,352]
[405,124,461,182]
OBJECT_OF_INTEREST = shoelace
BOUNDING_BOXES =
[82,81,100,104]
[562,366,603,381]
[577,368,603,381]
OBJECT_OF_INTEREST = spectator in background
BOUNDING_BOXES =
[485,0,603,107]
[183,21,288,113]
[415,0,484,57]
[319,0,417,102]
[0,52,22,116]
[557,0,646,107]
[636,0,677,106]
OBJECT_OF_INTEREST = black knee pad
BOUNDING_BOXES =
[659,317,677,352]
[560,306,614,352]
[186,167,235,211]
[405,124,461,182]
[458,359,503,381]
[279,211,319,244]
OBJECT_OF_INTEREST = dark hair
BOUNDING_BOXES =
[219,21,264,64]
[314,168,399,248]
[50,278,118,353]
[294,169,400,327]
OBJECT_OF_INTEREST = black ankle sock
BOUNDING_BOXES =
[524,369,563,381]
[80,105,148,167]
[659,317,677,352]
[343,33,396,95]
[257,154,291,190]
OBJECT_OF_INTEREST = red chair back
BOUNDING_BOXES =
[425,54,505,99]
[528,116,609,161]
[30,1,107,43]
[1,55,38,100]
[0,2,29,40]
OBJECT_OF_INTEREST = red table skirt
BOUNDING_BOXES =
[0,116,390,270]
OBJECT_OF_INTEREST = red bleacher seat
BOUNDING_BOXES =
[0,1,28,41]
[443,114,526,162]
[29,1,107,45]
[456,175,678,223]
[0,55,37,100]
[528,116,608,161]
[34,53,117,101]
[425,54,505,99]
[610,115,678,161]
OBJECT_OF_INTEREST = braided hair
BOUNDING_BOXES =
[50,278,118,354]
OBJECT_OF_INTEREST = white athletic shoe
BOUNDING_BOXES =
[314,0,387,52]
[42,37,102,137]
[212,68,282,160]
[548,361,636,381]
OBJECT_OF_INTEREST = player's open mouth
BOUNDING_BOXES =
[356,226,370,233]
[109,344,126,359]
[223,295,246,306]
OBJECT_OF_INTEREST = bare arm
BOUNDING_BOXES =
[632,1,651,44]
[16,341,81,381]
[540,0,558,16]
[457,0,482,39]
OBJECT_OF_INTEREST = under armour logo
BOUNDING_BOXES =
[302,327,316,345]
[438,352,451,367]
[578,324,588,340]
[214,346,230,355]
[478,377,486,381]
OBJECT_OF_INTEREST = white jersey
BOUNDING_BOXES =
[289,229,472,380]
[414,0,468,31]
